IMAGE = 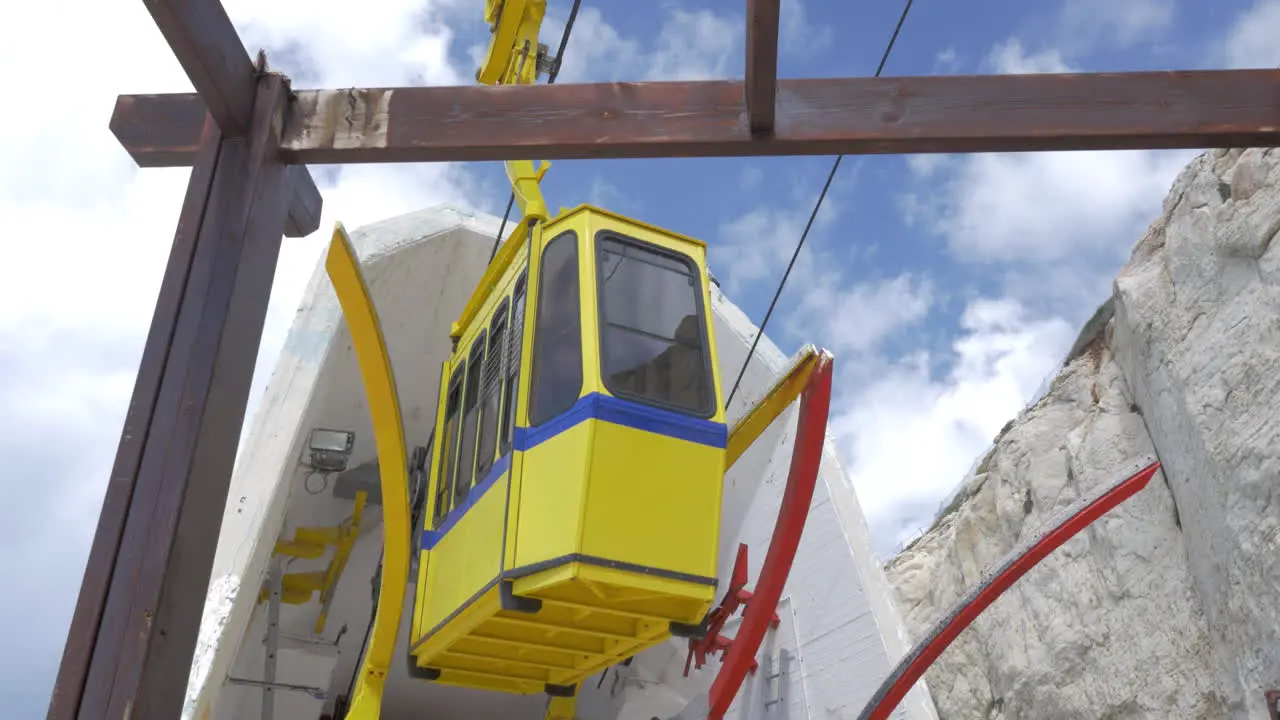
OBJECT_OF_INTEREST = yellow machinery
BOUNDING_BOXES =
[322,1,835,718]
[408,205,726,694]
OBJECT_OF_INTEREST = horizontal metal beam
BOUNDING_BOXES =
[110,94,321,237]
[111,70,1280,165]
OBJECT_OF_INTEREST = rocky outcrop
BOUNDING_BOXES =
[886,148,1280,719]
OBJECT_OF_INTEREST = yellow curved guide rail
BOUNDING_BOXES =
[326,224,412,720]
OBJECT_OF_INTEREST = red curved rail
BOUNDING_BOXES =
[856,458,1162,720]
[706,352,834,720]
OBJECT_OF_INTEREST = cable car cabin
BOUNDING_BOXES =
[408,205,727,696]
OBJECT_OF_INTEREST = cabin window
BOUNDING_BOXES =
[433,367,464,528]
[410,433,434,562]
[453,332,487,505]
[596,234,713,416]
[475,299,509,480]
[500,272,527,455]
[530,232,583,426]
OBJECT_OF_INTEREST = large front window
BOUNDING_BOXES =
[596,234,713,416]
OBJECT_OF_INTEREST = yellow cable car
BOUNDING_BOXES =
[324,3,834,719]
[406,205,726,695]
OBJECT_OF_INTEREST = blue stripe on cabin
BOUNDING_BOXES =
[419,453,511,550]
[419,392,726,551]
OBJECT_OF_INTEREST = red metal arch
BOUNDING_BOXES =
[856,458,1162,720]
[705,352,834,720]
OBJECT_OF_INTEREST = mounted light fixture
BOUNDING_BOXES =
[308,428,355,473]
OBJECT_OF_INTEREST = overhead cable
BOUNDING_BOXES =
[724,0,917,408]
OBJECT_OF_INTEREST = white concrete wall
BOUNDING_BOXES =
[184,206,503,720]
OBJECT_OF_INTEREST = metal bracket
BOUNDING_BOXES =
[225,676,328,701]
[1266,690,1279,720]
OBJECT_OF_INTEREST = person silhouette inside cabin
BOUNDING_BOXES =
[606,313,705,412]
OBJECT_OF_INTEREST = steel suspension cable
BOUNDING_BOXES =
[724,0,917,409]
[488,0,584,262]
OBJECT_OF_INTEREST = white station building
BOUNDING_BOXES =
[180,205,939,720]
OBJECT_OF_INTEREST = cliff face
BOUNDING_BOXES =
[886,148,1280,719]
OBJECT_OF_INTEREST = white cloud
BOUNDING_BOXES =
[1058,0,1175,50]
[712,193,840,295]
[792,273,935,356]
[899,39,1196,314]
[780,0,834,58]
[545,0,827,84]
[933,48,963,74]
[225,0,468,87]
[587,175,640,216]
[1,0,759,709]
[906,148,1192,266]
[831,299,1075,555]
[985,38,1072,74]
[1219,0,1280,68]
[546,5,739,83]
[0,0,495,713]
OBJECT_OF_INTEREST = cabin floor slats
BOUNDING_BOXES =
[415,577,684,694]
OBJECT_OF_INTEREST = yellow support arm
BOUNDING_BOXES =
[314,490,367,633]
[261,490,367,634]
[450,216,531,340]
[476,0,553,224]
[448,0,554,340]
[325,224,412,720]
[477,0,546,85]
[725,345,821,471]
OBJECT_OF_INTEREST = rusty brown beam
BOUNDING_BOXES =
[131,0,322,236]
[745,0,780,133]
[108,93,320,236]
[110,70,1280,165]
[49,74,296,720]
[140,0,256,135]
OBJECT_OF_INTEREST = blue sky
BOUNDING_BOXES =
[1,0,1279,716]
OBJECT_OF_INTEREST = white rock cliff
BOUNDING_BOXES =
[886,147,1280,719]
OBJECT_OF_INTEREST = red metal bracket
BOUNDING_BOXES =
[704,351,833,720]
[683,544,782,678]
[1266,690,1279,720]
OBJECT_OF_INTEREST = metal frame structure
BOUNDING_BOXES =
[50,0,1280,717]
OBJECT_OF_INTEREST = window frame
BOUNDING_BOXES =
[432,364,465,529]
[409,433,434,564]
[593,230,716,419]
[474,297,510,481]
[528,231,584,427]
[499,271,528,455]
[452,329,488,506]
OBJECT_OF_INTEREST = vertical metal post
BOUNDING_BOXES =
[49,72,296,720]
[47,109,226,720]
